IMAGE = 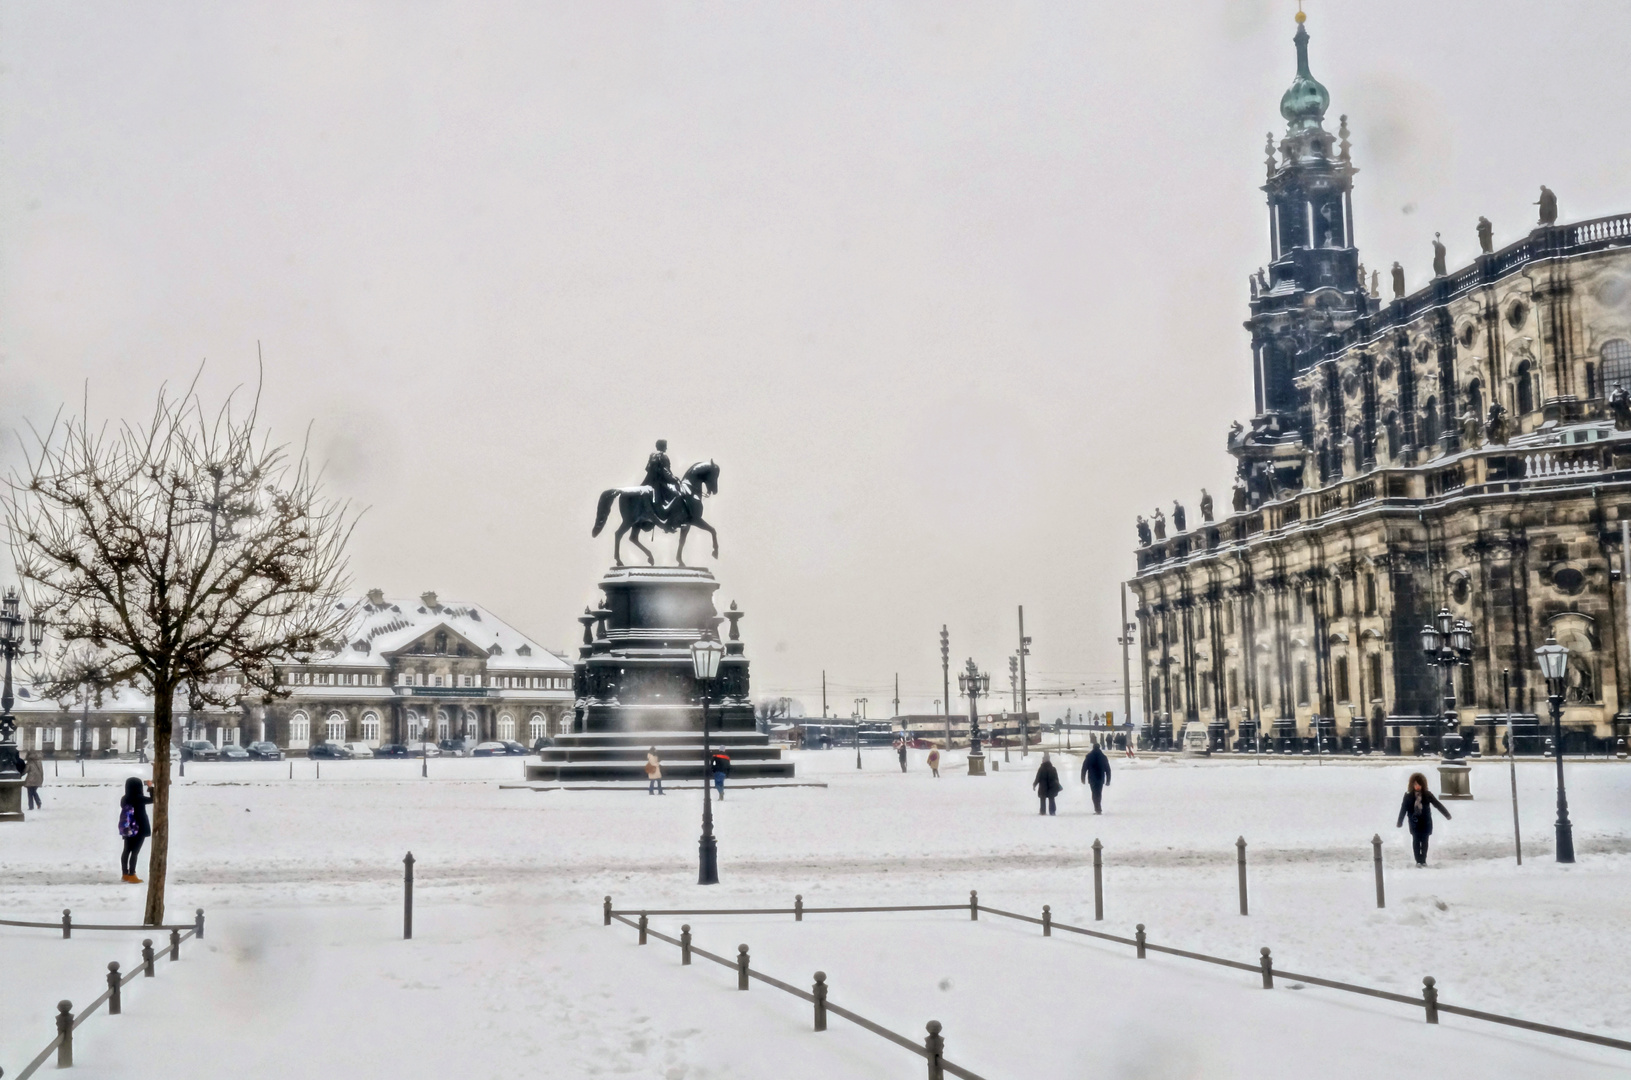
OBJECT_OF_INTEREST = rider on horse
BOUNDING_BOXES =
[643,440,679,517]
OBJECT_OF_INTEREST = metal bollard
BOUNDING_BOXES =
[924,1020,945,1080]
[737,945,750,990]
[1372,834,1386,909]
[680,925,692,965]
[794,894,803,922]
[142,939,155,977]
[404,852,414,940]
[56,999,74,1067]
[170,928,181,961]
[1135,924,1146,959]
[1422,976,1439,1024]
[1042,905,1051,937]
[1236,837,1249,916]
[603,896,612,927]
[812,972,828,1031]
[1260,947,1274,989]
[1092,839,1104,921]
[969,890,978,921]
[107,962,122,1015]
[63,908,72,939]
[638,914,648,945]
[195,908,206,940]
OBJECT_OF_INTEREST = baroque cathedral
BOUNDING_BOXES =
[1129,13,1631,754]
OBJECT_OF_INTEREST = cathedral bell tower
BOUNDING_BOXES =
[1232,11,1369,507]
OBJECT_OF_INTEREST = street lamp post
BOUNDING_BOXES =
[957,659,989,776]
[1419,607,1473,756]
[691,637,725,886]
[0,588,47,821]
[853,697,867,769]
[1534,637,1576,863]
[940,627,951,751]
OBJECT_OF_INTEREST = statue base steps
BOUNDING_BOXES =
[526,731,794,782]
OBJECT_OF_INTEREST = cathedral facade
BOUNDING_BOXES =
[1129,15,1631,755]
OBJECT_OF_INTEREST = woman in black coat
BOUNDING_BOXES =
[119,776,154,883]
[1396,772,1451,866]
[1032,753,1062,816]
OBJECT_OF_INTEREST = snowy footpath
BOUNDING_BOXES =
[3,749,1629,1078]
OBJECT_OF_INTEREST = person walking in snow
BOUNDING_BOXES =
[24,751,44,810]
[1396,772,1451,866]
[1080,737,1112,814]
[895,737,908,773]
[118,777,154,883]
[1032,752,1061,815]
[645,747,664,795]
[711,751,731,800]
[927,748,941,778]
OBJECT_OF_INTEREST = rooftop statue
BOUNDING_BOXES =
[1477,216,1494,254]
[1485,403,1511,446]
[1199,488,1215,524]
[1370,268,1380,298]
[1536,185,1558,226]
[1391,262,1405,299]
[1136,516,1152,548]
[1611,387,1631,433]
[1432,233,1448,278]
[1152,509,1167,541]
[1171,500,1187,534]
[592,440,722,567]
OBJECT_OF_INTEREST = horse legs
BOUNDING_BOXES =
[627,527,655,566]
[690,519,719,558]
[676,525,689,567]
[611,523,629,567]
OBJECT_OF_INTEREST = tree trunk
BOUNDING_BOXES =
[143,688,173,927]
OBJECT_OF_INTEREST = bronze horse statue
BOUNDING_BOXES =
[592,460,720,567]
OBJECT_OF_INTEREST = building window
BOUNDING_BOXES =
[1293,590,1305,624]
[361,712,380,743]
[326,713,346,743]
[498,714,515,740]
[1225,604,1235,635]
[530,714,546,742]
[289,711,310,747]
[436,710,450,740]
[1368,653,1384,702]
[1260,666,1272,708]
[1200,678,1211,711]
[1228,668,1239,709]
[1332,580,1344,617]
[1335,656,1350,702]
[1364,575,1377,615]
[434,675,444,687]
[1516,362,1535,414]
[1296,661,1309,706]
[406,712,423,741]
[1602,340,1631,395]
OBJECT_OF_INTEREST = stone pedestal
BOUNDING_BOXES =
[1437,762,1473,800]
[967,752,986,776]
[0,776,24,822]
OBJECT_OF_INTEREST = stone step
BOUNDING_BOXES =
[538,746,785,763]
[525,760,795,782]
[550,731,775,748]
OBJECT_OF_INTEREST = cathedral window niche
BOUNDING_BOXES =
[1516,363,1535,415]
[1601,339,1631,394]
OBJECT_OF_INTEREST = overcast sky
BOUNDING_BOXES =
[2,1,1628,717]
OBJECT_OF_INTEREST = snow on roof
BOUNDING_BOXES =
[305,594,571,673]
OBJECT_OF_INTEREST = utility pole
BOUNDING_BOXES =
[1018,605,1031,758]
[821,670,827,718]
[940,627,951,750]
[892,674,900,720]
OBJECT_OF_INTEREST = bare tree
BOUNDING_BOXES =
[6,378,354,924]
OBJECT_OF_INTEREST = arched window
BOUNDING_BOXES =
[1422,396,1439,445]
[361,712,381,744]
[289,710,310,747]
[529,714,546,742]
[1516,362,1535,414]
[1384,412,1400,458]
[405,711,423,741]
[498,713,515,741]
[436,709,450,740]
[326,712,347,743]
[1601,340,1631,394]
[1466,379,1483,425]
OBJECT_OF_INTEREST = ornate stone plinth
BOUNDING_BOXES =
[525,565,793,781]
[0,776,23,822]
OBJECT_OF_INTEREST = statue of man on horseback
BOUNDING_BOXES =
[592,440,721,567]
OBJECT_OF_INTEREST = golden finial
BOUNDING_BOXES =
[1295,1,1306,23]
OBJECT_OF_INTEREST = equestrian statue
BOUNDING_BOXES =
[592,439,721,567]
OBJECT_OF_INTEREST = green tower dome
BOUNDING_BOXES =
[1279,20,1329,133]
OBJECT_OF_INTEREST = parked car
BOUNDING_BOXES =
[500,740,531,756]
[219,744,251,761]
[308,742,354,760]
[531,736,555,751]
[246,741,284,761]
[471,741,509,757]
[437,738,475,758]
[373,743,410,758]
[409,741,441,757]
[342,742,375,759]
[180,740,219,761]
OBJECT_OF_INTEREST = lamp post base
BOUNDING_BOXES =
[967,752,986,776]
[698,835,719,885]
[0,776,23,822]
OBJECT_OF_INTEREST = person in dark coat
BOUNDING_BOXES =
[1032,753,1062,815]
[119,777,154,883]
[1396,771,1451,866]
[1080,738,1112,813]
[24,752,44,809]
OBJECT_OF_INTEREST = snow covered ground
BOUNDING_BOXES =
[4,747,1630,1078]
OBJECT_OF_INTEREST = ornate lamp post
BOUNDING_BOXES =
[0,588,46,777]
[691,636,725,886]
[1534,637,1576,863]
[957,659,990,776]
[853,697,867,769]
[1420,607,1473,755]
